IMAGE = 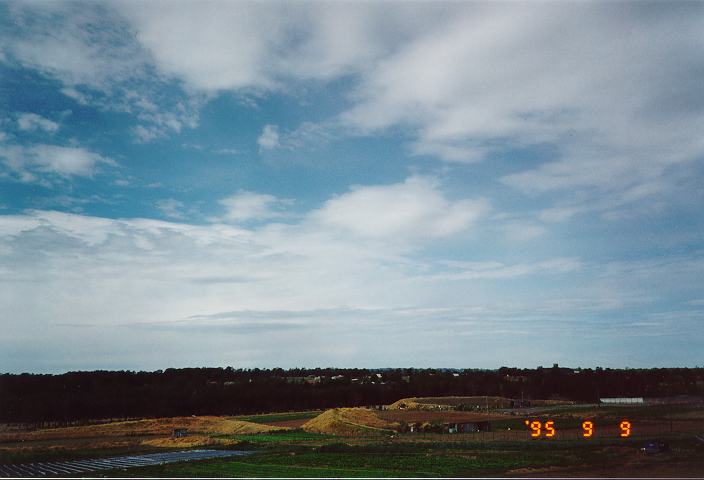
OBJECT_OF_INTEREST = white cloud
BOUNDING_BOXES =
[214,148,241,156]
[257,124,280,150]
[155,199,186,219]
[118,2,282,92]
[60,87,90,105]
[8,2,702,205]
[1,208,699,370]
[133,125,160,143]
[0,144,115,181]
[4,3,201,141]
[311,176,487,241]
[133,102,199,143]
[113,2,704,217]
[501,222,546,242]
[114,1,432,93]
[17,113,59,134]
[218,191,289,223]
[429,258,582,281]
[338,3,704,205]
[6,3,145,91]
[537,206,585,223]
[29,144,113,177]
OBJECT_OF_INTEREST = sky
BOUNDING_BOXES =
[1,1,703,374]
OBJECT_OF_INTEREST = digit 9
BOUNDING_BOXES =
[619,420,631,437]
[529,420,541,437]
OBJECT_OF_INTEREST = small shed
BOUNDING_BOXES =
[173,428,189,438]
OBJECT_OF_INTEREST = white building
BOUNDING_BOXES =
[599,397,644,404]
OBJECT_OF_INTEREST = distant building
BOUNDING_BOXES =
[642,395,703,405]
[447,421,491,433]
[286,376,321,385]
[600,397,644,404]
[407,421,491,433]
[173,428,188,438]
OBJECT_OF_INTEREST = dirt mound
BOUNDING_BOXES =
[302,408,398,436]
[1,416,285,442]
[388,396,515,410]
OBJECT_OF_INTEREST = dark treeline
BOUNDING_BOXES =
[1,366,703,424]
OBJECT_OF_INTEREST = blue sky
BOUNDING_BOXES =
[1,1,703,373]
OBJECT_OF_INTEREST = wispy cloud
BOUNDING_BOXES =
[17,113,59,134]
[0,207,701,370]
[217,190,291,223]
[155,198,186,220]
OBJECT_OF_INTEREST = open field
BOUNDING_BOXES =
[1,402,703,477]
[234,411,322,428]
[96,435,704,478]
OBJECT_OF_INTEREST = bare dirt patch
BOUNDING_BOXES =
[0,416,284,443]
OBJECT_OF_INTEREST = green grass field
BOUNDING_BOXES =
[100,435,704,478]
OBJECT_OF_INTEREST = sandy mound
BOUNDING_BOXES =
[2,416,286,442]
[302,408,398,436]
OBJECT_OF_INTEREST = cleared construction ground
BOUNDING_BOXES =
[0,416,286,457]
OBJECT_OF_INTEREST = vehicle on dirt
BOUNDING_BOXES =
[641,441,670,454]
